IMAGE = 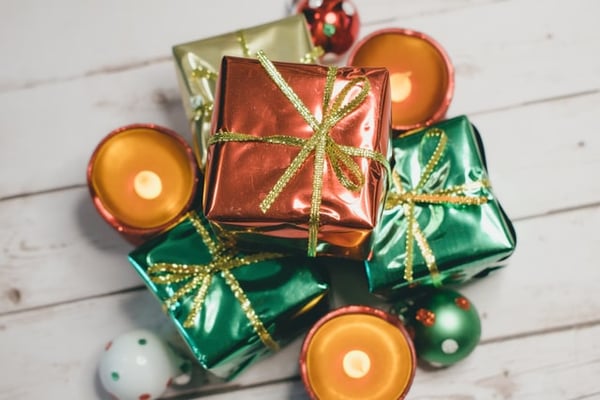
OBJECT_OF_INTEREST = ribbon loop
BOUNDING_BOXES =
[386,128,490,284]
[148,212,282,351]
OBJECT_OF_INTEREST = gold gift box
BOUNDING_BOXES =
[173,14,320,168]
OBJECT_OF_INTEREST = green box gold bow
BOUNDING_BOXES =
[173,14,321,169]
[128,211,330,379]
[365,116,516,299]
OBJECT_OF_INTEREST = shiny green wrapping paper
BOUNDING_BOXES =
[172,14,320,168]
[128,213,330,380]
[365,115,516,299]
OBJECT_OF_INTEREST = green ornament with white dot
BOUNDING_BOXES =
[393,288,481,367]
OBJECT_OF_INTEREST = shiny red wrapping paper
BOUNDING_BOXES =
[203,56,391,260]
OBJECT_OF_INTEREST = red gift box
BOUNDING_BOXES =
[204,53,391,260]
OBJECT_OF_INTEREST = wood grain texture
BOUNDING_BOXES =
[1,205,597,399]
[0,0,597,198]
[0,187,139,314]
[0,0,494,91]
[191,322,600,400]
[1,90,597,314]
[0,0,598,398]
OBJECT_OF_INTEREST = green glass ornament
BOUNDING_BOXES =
[397,288,481,367]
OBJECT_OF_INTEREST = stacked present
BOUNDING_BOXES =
[88,2,516,399]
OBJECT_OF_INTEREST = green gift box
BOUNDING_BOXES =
[128,211,330,379]
[365,115,517,299]
[173,14,321,168]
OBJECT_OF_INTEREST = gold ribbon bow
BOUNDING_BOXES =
[189,30,322,123]
[385,128,490,283]
[148,211,282,351]
[209,51,389,257]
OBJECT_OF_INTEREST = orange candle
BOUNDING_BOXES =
[87,124,199,245]
[348,28,454,132]
[300,306,416,400]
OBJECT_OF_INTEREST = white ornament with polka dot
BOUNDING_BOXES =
[98,329,191,400]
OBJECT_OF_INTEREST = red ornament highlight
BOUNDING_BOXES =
[295,0,360,57]
[415,308,436,327]
[455,296,471,310]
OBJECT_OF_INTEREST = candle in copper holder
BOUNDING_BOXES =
[348,28,454,133]
[87,123,199,245]
[300,305,416,399]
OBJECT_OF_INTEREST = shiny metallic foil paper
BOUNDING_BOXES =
[203,56,391,260]
[365,115,516,299]
[173,14,320,168]
[128,213,330,380]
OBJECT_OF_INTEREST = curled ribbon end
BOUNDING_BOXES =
[270,342,281,352]
[259,203,269,214]
[183,319,196,329]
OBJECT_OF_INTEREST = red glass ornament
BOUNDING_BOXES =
[295,0,360,57]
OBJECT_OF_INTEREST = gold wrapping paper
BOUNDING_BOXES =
[172,14,320,168]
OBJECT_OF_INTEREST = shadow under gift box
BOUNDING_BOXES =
[365,115,517,300]
[203,55,391,260]
[172,14,321,169]
[128,212,330,380]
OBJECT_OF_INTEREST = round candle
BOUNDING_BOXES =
[348,28,454,132]
[300,306,416,400]
[88,124,198,244]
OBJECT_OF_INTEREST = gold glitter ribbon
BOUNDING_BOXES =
[189,31,323,123]
[385,128,490,283]
[209,51,390,257]
[190,67,217,123]
[299,46,325,63]
[147,211,282,351]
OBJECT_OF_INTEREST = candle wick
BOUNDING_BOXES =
[133,170,163,200]
[342,349,371,379]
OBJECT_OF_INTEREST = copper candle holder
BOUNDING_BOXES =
[348,28,454,133]
[87,123,199,245]
[300,305,416,400]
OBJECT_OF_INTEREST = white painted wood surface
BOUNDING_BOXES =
[0,0,598,399]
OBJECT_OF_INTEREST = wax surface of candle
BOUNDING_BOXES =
[350,32,451,130]
[91,127,195,229]
[305,313,414,399]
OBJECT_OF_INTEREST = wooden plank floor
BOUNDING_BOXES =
[1,0,598,399]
